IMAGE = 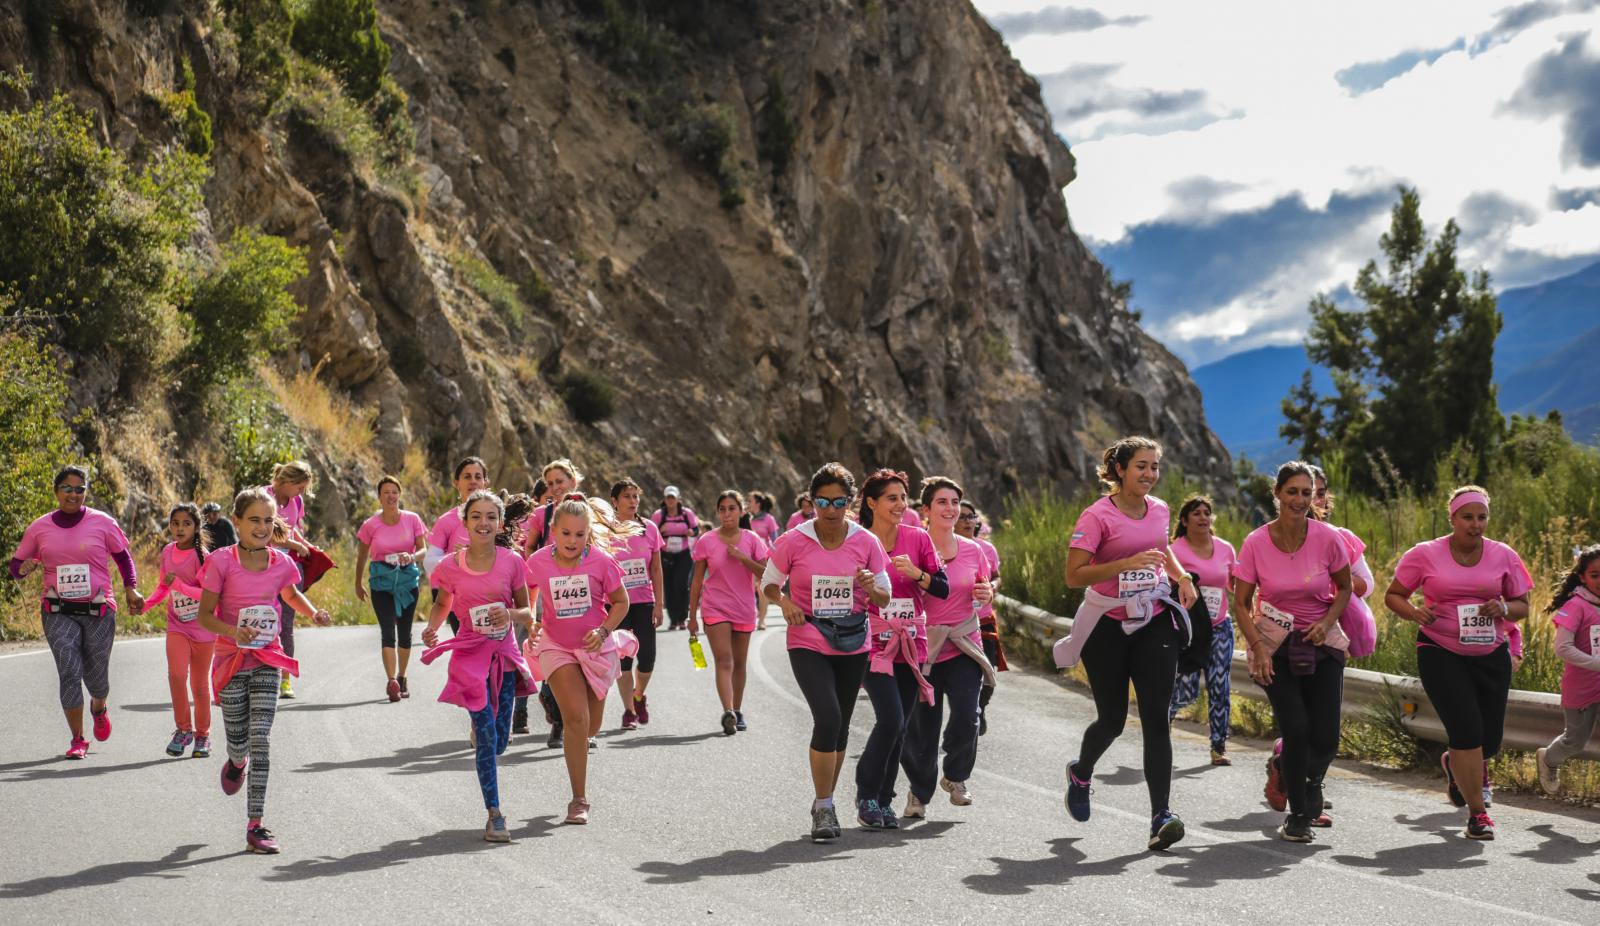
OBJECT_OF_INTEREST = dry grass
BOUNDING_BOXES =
[258,358,380,471]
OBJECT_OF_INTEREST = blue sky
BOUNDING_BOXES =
[976,1,1600,366]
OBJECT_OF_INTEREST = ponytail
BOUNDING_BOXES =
[1548,544,1600,613]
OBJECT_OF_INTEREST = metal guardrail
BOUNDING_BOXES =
[996,594,1600,761]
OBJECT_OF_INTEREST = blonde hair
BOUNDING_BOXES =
[232,487,277,519]
[272,460,315,497]
[549,494,640,554]
[542,458,583,487]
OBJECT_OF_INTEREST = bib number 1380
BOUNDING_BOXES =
[1457,604,1496,646]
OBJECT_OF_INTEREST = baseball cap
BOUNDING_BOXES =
[663,485,681,498]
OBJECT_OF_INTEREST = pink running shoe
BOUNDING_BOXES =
[1264,738,1287,813]
[220,757,247,796]
[92,708,112,742]
[634,694,650,725]
[65,736,89,760]
[246,825,280,854]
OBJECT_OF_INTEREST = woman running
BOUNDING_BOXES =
[763,463,891,843]
[1167,495,1238,765]
[524,495,634,825]
[1537,545,1600,796]
[419,491,536,843]
[153,503,215,757]
[689,490,770,734]
[747,491,783,546]
[610,478,665,729]
[1310,466,1378,658]
[426,457,491,579]
[653,486,700,632]
[957,500,1006,736]
[854,469,946,829]
[8,466,143,759]
[524,460,587,746]
[197,488,332,854]
[786,493,815,531]
[355,476,429,702]
[1385,486,1531,841]
[1055,436,1197,852]
[1235,462,1352,844]
[263,461,314,700]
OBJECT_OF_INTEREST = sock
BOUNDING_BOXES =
[813,797,833,811]
[248,817,261,828]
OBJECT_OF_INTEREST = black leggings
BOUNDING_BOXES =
[662,551,693,627]
[789,648,869,752]
[1417,640,1512,754]
[370,589,417,649]
[1261,643,1344,817]
[618,602,657,673]
[1075,612,1180,815]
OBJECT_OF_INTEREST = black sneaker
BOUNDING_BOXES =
[512,706,529,735]
[734,710,747,732]
[1466,811,1496,840]
[1278,814,1313,843]
[1307,781,1332,827]
[810,804,841,843]
[1148,809,1185,850]
[721,710,738,736]
[546,721,564,750]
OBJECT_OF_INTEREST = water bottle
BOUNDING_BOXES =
[688,634,707,670]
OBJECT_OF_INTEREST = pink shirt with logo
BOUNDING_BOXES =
[925,534,989,663]
[1234,520,1351,631]
[430,547,528,644]
[428,506,470,554]
[1393,536,1533,656]
[868,524,942,664]
[14,507,130,610]
[1553,595,1600,710]
[1173,534,1238,627]
[357,510,428,561]
[616,519,665,605]
[524,546,625,650]
[202,546,302,671]
[160,543,214,643]
[693,529,770,628]
[1069,495,1172,621]
[975,537,1001,621]
[769,521,889,656]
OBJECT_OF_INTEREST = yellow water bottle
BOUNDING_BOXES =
[688,634,708,670]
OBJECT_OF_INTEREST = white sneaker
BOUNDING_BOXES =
[1536,747,1562,796]
[941,776,973,806]
[903,793,926,819]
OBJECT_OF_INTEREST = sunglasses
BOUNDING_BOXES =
[813,496,852,510]
[958,512,979,521]
[58,485,88,495]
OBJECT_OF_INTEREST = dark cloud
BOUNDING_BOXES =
[1458,190,1540,234]
[1035,66,1215,138]
[987,6,1146,40]
[1490,1,1566,37]
[1335,40,1465,94]
[1510,33,1600,166]
[1550,186,1600,209]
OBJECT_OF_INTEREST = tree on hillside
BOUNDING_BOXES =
[1281,187,1503,492]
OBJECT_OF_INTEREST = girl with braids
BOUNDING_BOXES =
[610,478,666,729]
[420,491,537,843]
[153,503,216,757]
[354,477,430,702]
[1537,546,1600,796]
[1167,495,1238,766]
[1055,436,1197,852]
[689,490,770,735]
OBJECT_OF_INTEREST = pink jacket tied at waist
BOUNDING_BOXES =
[421,631,536,715]
[869,616,936,706]
[212,636,298,702]
[1053,583,1187,669]
[527,629,639,699]
[921,613,999,688]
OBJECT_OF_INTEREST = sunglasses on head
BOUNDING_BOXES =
[813,496,851,510]
[564,493,586,502]
[58,485,87,495]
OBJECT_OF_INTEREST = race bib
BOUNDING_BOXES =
[56,564,91,600]
[1255,600,1294,650]
[665,536,686,554]
[1201,586,1225,621]
[549,575,592,620]
[1118,567,1160,599]
[812,575,854,619]
[238,605,279,649]
[1590,624,1600,654]
[1457,603,1495,646]
[171,592,200,623]
[469,603,507,640]
[620,558,650,590]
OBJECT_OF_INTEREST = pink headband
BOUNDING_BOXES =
[1449,491,1489,516]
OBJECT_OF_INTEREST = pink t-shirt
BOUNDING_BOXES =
[868,524,941,664]
[1069,494,1172,621]
[925,534,989,662]
[652,507,699,555]
[1234,519,1351,631]
[202,546,301,669]
[770,522,889,656]
[428,506,470,554]
[786,511,812,531]
[161,543,215,643]
[14,507,130,610]
[750,512,782,547]
[615,519,664,605]
[1553,595,1600,710]
[261,485,306,531]
[975,538,1001,621]
[430,547,528,642]
[524,546,625,649]
[1394,536,1534,656]
[693,529,769,627]
[1173,534,1238,627]
[357,510,428,562]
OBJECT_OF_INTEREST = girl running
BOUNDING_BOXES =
[763,463,891,843]
[1055,436,1197,852]
[610,478,665,729]
[689,490,770,735]
[1537,545,1600,796]
[153,503,215,757]
[1235,462,1352,844]
[957,500,1006,736]
[855,469,946,829]
[653,486,700,631]
[524,495,634,825]
[747,491,783,546]
[1167,495,1238,766]
[420,491,536,843]
[264,461,314,699]
[786,493,815,531]
[8,466,143,759]
[355,476,429,702]
[197,488,332,854]
[525,460,586,747]
[1385,486,1532,841]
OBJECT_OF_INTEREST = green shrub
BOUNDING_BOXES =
[291,0,392,103]
[450,248,527,330]
[221,0,295,116]
[162,59,214,156]
[280,59,413,193]
[577,0,683,81]
[558,368,617,424]
[0,331,76,555]
[367,75,415,172]
[182,228,307,389]
[756,70,797,176]
[209,377,305,491]
[674,102,743,208]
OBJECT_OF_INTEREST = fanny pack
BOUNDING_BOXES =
[46,598,105,617]
[808,610,868,652]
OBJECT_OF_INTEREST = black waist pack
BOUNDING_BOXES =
[808,611,868,652]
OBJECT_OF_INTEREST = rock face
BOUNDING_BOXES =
[1,0,1230,523]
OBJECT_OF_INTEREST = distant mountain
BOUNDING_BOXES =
[1190,345,1330,466]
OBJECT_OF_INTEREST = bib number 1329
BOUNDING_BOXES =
[1118,567,1159,599]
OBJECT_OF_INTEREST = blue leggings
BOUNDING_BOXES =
[471,672,517,809]
[1169,618,1234,751]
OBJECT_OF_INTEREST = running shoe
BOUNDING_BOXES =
[1307,782,1332,827]
[246,825,280,854]
[565,799,591,825]
[485,811,511,843]
[621,710,638,730]
[856,798,887,829]
[1441,751,1466,807]
[192,734,211,758]
[221,757,247,795]
[1264,742,1287,813]
[166,729,194,757]
[1065,760,1092,821]
[512,706,529,734]
[1466,811,1496,840]
[279,674,295,699]
[810,804,841,843]
[721,709,738,736]
[903,793,927,820]
[1278,814,1314,843]
[91,708,112,742]
[634,693,650,725]
[1536,746,1562,796]
[386,679,401,703]
[1211,748,1232,766]
[880,803,900,829]
[546,721,563,750]
[65,736,88,760]
[735,710,747,732]
[1148,809,1185,850]
[397,676,410,699]
[941,777,973,806]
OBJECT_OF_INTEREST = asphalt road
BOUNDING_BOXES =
[3,621,1599,925]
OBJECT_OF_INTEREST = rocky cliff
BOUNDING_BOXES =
[1,0,1230,531]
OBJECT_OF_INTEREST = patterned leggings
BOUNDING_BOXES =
[42,609,115,710]
[221,666,281,818]
[471,672,517,810]
[1169,618,1234,751]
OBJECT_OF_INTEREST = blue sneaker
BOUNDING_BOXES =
[856,798,887,829]
[1065,760,1092,821]
[1148,809,1185,850]
[880,803,900,829]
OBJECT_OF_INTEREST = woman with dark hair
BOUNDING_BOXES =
[153,503,214,757]
[690,490,770,734]
[1537,546,1600,796]
[957,500,1005,735]
[610,478,665,729]
[653,487,700,632]
[786,493,815,531]
[355,476,429,702]
[763,463,891,843]
[1167,495,1238,765]
[747,491,783,547]
[264,461,315,700]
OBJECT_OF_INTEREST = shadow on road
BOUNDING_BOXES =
[1566,872,1600,902]
[1154,838,1331,888]
[0,756,171,783]
[963,837,1143,894]
[1199,810,1284,835]
[264,824,548,882]
[635,821,957,884]
[1328,813,1488,876]
[1515,823,1600,866]
[0,843,233,897]
[295,738,564,776]
[599,731,728,750]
